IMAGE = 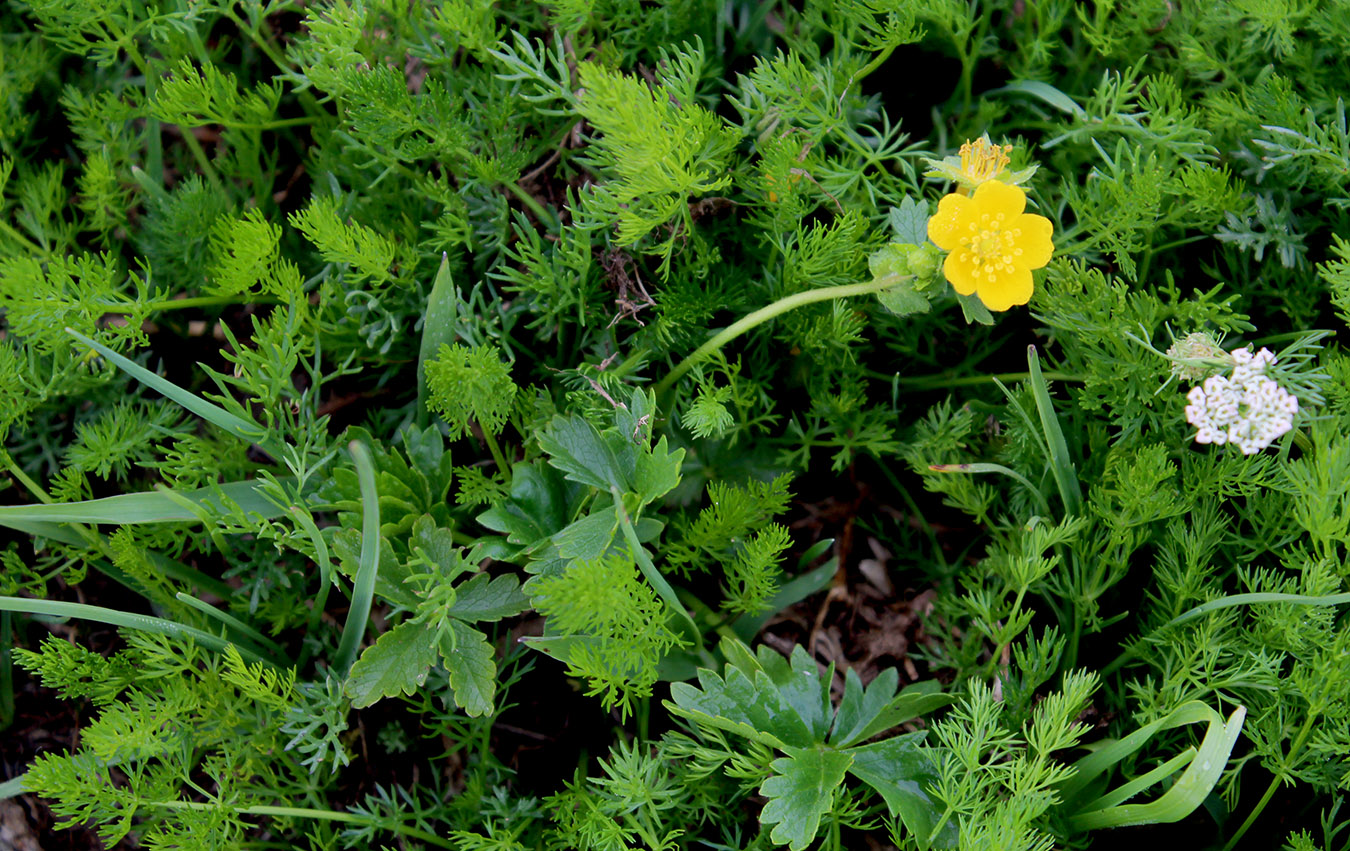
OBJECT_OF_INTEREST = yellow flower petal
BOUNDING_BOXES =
[927,193,971,251]
[1013,213,1054,269]
[943,250,979,296]
[978,266,1034,312]
[970,179,1026,220]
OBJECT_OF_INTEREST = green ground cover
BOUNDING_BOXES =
[2,1,1350,849]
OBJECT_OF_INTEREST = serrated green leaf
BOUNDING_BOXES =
[477,461,584,550]
[440,620,497,717]
[759,748,853,850]
[955,290,995,325]
[633,435,684,507]
[410,514,463,576]
[847,733,954,850]
[839,680,953,748]
[665,664,815,749]
[554,505,619,560]
[537,414,634,492]
[831,667,899,747]
[888,197,929,245]
[332,529,418,609]
[762,645,832,743]
[344,621,438,708]
[448,573,529,622]
[878,281,932,317]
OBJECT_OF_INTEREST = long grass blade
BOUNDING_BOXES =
[0,478,292,526]
[334,442,380,675]
[416,254,459,427]
[65,328,286,459]
[0,596,273,666]
[174,593,290,663]
[1026,345,1083,516]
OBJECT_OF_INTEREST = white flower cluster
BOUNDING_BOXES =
[1184,348,1299,454]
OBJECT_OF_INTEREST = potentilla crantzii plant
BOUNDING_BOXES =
[2,1,1350,850]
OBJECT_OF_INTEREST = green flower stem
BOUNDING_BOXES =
[147,295,282,312]
[0,611,13,730]
[0,596,278,666]
[291,507,335,670]
[882,369,1083,389]
[654,275,910,400]
[1101,591,1350,678]
[480,427,511,475]
[0,219,44,257]
[503,180,561,231]
[1221,711,1319,851]
[144,800,458,849]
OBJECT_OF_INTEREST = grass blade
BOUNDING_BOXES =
[174,592,290,663]
[416,254,459,427]
[0,774,23,799]
[0,478,292,526]
[65,327,286,459]
[1026,345,1083,516]
[334,442,380,675]
[0,596,274,666]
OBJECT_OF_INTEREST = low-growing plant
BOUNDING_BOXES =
[2,0,1350,849]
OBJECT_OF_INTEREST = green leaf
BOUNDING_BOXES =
[760,645,832,743]
[477,461,585,551]
[847,733,954,850]
[632,435,684,507]
[448,573,529,622]
[344,620,438,708]
[955,291,994,325]
[440,620,497,717]
[836,679,953,748]
[537,414,634,492]
[554,505,619,560]
[332,529,418,609]
[65,328,283,458]
[0,478,292,527]
[759,747,854,850]
[417,255,459,426]
[878,281,932,317]
[666,663,817,749]
[888,197,930,245]
[831,667,899,747]
[732,555,836,642]
[994,80,1087,119]
[410,514,463,576]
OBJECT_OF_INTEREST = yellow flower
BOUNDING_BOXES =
[923,134,1038,193]
[926,180,1054,312]
[958,136,1013,186]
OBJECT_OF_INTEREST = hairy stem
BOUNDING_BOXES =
[654,274,911,400]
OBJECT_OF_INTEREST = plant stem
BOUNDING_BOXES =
[0,611,13,730]
[147,295,281,312]
[884,369,1083,389]
[1221,712,1318,851]
[1100,590,1350,678]
[0,219,44,257]
[654,274,911,399]
[152,800,458,849]
[503,180,560,231]
[480,427,510,475]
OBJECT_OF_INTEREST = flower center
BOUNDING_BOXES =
[957,213,1024,283]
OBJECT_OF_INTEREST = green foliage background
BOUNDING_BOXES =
[2,0,1350,849]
